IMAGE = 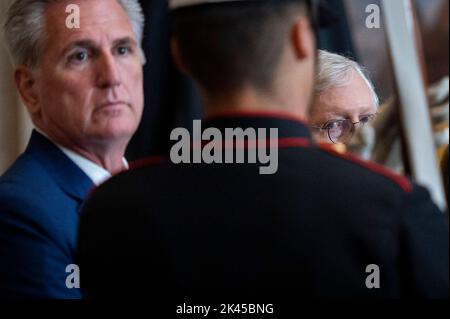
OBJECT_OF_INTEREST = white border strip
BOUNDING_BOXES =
[382,0,446,210]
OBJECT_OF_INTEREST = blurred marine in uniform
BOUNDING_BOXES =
[78,0,449,298]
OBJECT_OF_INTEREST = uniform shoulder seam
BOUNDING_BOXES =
[319,145,412,193]
[86,156,168,198]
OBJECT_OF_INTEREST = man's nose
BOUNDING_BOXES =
[351,116,361,125]
[96,53,121,88]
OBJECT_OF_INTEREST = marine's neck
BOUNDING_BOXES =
[202,87,309,120]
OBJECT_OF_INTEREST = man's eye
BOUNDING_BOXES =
[69,51,89,63]
[360,114,375,124]
[116,46,131,55]
[324,121,340,130]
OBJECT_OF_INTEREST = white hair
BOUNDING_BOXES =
[316,50,379,107]
[3,0,145,68]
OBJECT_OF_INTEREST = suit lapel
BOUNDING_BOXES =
[25,130,95,204]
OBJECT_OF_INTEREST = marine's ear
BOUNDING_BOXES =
[171,37,189,75]
[291,17,315,61]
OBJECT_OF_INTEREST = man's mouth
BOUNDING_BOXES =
[96,100,130,111]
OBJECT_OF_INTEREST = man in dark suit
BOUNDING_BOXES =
[78,0,449,298]
[0,0,145,298]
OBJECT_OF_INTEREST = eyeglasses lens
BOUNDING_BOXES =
[328,120,354,144]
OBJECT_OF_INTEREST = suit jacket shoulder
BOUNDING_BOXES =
[0,131,93,298]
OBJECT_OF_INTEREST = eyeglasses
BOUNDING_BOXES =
[310,114,376,144]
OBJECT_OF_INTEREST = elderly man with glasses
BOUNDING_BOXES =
[309,50,379,145]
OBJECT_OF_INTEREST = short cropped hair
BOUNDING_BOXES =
[316,50,379,107]
[171,0,311,97]
[3,0,145,68]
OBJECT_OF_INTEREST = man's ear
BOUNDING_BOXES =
[170,37,189,75]
[291,17,315,60]
[14,67,41,116]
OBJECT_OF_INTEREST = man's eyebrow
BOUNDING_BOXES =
[112,37,138,47]
[61,39,96,56]
[324,105,376,117]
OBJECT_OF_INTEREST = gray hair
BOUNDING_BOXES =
[3,0,145,68]
[316,50,379,107]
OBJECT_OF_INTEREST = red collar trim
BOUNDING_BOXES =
[190,137,312,149]
[320,145,412,193]
[129,156,168,170]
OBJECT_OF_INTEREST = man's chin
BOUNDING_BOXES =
[90,126,137,145]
